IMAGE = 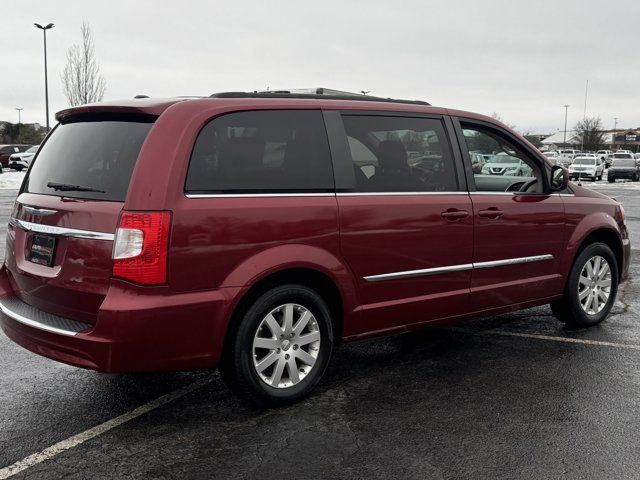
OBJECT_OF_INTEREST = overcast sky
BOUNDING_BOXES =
[2,0,638,133]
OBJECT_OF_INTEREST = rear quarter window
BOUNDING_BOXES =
[24,117,154,201]
[185,110,334,193]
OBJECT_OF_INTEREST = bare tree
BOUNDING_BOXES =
[575,116,606,152]
[490,112,517,131]
[61,23,106,106]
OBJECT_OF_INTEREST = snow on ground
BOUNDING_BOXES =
[585,180,640,190]
[0,171,25,190]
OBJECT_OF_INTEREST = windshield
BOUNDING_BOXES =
[25,146,39,154]
[24,118,154,201]
[613,159,635,167]
[573,158,596,165]
[613,153,632,159]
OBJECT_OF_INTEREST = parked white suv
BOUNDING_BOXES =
[8,145,38,171]
[569,156,604,181]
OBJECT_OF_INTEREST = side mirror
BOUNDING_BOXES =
[550,165,569,191]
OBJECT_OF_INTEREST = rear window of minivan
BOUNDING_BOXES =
[186,110,333,193]
[23,117,154,201]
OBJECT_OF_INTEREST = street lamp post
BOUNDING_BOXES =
[614,117,618,150]
[563,105,570,148]
[15,108,23,124]
[34,22,54,131]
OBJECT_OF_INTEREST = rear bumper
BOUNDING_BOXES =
[0,267,242,372]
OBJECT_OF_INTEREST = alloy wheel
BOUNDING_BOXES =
[252,303,321,388]
[578,255,612,315]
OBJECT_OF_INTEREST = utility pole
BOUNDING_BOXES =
[583,80,588,119]
[563,105,570,148]
[613,117,618,151]
[581,80,588,151]
[34,22,54,131]
[15,108,23,124]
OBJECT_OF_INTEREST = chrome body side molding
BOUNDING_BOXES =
[473,254,554,269]
[363,254,555,282]
[364,263,474,282]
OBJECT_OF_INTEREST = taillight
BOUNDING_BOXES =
[112,211,171,285]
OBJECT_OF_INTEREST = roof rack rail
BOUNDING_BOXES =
[209,88,430,106]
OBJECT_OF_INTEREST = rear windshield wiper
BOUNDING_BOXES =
[46,182,106,193]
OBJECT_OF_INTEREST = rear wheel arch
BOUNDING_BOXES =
[222,268,346,359]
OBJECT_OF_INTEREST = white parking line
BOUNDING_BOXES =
[450,327,640,351]
[0,377,212,479]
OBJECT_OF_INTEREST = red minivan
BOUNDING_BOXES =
[0,91,631,405]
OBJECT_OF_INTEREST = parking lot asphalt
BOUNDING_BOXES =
[1,179,639,480]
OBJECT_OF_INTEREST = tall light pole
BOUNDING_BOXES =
[563,105,570,148]
[15,108,23,124]
[613,117,619,150]
[34,22,54,131]
[581,80,588,151]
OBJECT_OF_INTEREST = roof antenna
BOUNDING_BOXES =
[134,94,149,99]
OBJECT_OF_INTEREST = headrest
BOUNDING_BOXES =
[378,140,408,172]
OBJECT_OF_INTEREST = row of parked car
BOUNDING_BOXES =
[0,144,40,172]
[543,150,640,182]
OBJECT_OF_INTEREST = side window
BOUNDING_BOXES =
[342,115,458,192]
[186,110,334,193]
[461,123,542,193]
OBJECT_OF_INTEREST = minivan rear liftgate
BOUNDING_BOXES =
[1,115,155,330]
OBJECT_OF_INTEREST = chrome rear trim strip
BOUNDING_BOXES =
[8,218,115,241]
[0,296,91,336]
[364,263,474,282]
[363,254,554,282]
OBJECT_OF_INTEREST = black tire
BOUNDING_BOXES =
[220,284,334,406]
[608,176,615,183]
[551,242,619,327]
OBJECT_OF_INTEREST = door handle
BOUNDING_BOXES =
[478,208,503,219]
[441,209,469,220]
